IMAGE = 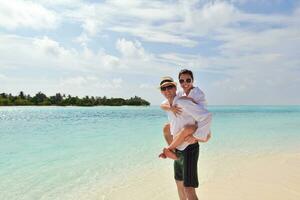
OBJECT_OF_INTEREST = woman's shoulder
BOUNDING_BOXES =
[189,86,205,97]
[189,86,207,105]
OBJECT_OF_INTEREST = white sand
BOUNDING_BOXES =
[104,152,300,200]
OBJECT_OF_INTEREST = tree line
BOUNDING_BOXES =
[0,92,150,106]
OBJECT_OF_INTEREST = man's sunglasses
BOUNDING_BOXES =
[179,78,192,84]
[160,85,175,91]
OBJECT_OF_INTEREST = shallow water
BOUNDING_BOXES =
[0,106,299,200]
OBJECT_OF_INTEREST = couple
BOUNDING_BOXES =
[158,69,212,200]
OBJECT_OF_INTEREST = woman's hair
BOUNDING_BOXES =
[178,69,194,80]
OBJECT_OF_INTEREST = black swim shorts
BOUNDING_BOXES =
[174,142,199,188]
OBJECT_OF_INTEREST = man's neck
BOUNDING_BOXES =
[167,95,176,106]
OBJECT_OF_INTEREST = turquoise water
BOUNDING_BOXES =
[0,106,299,199]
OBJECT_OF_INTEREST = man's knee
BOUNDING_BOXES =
[184,187,195,192]
[184,187,197,199]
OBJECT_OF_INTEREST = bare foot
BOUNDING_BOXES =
[163,148,178,160]
[197,132,212,143]
[158,152,167,159]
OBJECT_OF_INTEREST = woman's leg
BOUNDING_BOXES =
[159,123,174,159]
[163,124,197,160]
[168,124,197,150]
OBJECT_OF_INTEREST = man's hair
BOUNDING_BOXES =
[178,69,194,80]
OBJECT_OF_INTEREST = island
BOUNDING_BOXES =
[0,92,150,106]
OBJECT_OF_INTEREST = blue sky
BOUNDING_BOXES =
[0,0,299,105]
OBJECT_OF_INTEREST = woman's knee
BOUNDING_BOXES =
[184,124,197,134]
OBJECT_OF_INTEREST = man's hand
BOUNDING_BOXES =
[170,105,182,116]
[184,135,197,144]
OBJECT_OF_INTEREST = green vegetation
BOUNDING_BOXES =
[0,92,150,106]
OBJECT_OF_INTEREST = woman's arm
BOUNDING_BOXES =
[179,96,198,104]
[160,102,182,116]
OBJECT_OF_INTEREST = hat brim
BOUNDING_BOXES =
[158,82,177,89]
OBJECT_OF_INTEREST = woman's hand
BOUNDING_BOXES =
[170,105,182,116]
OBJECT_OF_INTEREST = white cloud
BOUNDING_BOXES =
[0,0,59,30]
[1,1,300,104]
[139,83,154,89]
[54,0,197,46]
[111,26,197,47]
[0,34,121,72]
[67,1,292,48]
[33,36,68,57]
[179,1,237,36]
[36,0,83,7]
[74,33,90,47]
[111,78,123,88]
[0,33,168,77]
[59,76,87,88]
[114,38,178,75]
[0,74,8,81]
[116,38,147,59]
[59,76,124,95]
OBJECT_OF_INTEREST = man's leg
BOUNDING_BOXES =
[175,181,187,200]
[163,123,173,145]
[174,152,186,200]
[183,143,200,199]
[184,187,198,200]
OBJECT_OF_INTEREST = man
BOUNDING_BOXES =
[159,76,211,200]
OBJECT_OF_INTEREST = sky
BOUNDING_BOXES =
[0,0,299,105]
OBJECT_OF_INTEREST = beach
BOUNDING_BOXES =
[199,152,300,200]
[0,106,299,200]
[104,151,300,200]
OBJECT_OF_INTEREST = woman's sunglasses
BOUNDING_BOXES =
[160,85,175,91]
[179,78,192,84]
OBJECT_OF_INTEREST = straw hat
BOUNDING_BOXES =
[159,76,177,88]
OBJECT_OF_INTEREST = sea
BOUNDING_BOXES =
[0,106,299,200]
